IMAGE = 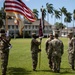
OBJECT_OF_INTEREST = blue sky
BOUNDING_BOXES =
[0,0,75,27]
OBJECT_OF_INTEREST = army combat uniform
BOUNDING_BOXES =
[45,38,53,54]
[45,34,54,69]
[48,38,64,72]
[68,37,75,70]
[31,33,41,71]
[0,29,11,75]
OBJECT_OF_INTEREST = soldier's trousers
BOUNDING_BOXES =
[68,53,75,67]
[51,55,61,72]
[0,50,9,75]
[32,53,38,70]
[49,56,52,69]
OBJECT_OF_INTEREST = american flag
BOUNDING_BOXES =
[4,0,36,22]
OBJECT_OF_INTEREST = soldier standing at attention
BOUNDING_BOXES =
[31,33,42,71]
[48,33,64,73]
[67,31,75,70]
[0,29,11,75]
[45,33,54,54]
[45,33,54,69]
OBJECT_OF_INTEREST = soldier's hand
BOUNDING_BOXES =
[72,51,74,54]
[38,49,41,52]
[40,38,42,41]
[39,37,42,41]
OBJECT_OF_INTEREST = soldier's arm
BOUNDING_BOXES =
[68,39,74,54]
[33,39,41,46]
[48,42,53,59]
[61,42,64,55]
[45,40,48,52]
[6,36,11,42]
[71,38,75,54]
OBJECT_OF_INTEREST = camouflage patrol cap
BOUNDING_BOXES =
[31,33,38,38]
[48,33,53,37]
[31,33,36,37]
[32,33,36,36]
[49,33,53,36]
[54,33,59,37]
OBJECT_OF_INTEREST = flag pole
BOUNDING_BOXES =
[39,39,42,69]
[5,15,8,33]
[38,6,44,69]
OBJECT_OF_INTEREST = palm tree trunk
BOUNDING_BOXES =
[73,19,74,36]
[47,12,49,37]
[47,12,49,23]
[67,22,68,34]
[54,15,56,25]
[61,15,62,23]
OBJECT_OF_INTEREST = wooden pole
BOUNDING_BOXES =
[38,6,44,69]
[5,16,8,32]
[39,40,41,69]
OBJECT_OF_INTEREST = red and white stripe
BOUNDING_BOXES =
[5,0,36,22]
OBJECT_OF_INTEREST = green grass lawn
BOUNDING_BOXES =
[0,38,75,75]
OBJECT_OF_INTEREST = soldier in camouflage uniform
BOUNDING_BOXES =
[45,33,54,69]
[31,33,41,71]
[45,33,54,54]
[48,33,64,73]
[67,31,75,70]
[0,29,11,75]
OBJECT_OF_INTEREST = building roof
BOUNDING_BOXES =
[3,19,17,25]
[26,19,52,26]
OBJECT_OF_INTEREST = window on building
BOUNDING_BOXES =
[49,26,51,28]
[3,25,5,29]
[35,26,37,29]
[29,26,30,29]
[25,25,27,29]
[32,26,34,29]
[46,26,47,29]
[64,33,65,35]
[8,25,10,29]
[44,26,46,29]
[16,25,18,29]
[12,25,14,29]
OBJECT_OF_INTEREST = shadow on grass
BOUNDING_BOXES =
[7,67,31,75]
[36,69,52,72]
[36,68,75,74]
[60,68,75,74]
[7,67,75,75]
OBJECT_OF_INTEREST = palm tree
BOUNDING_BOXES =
[40,6,46,29]
[73,9,75,29]
[41,8,46,19]
[0,18,3,28]
[46,3,54,23]
[54,9,61,23]
[33,9,39,19]
[0,7,5,28]
[0,7,6,19]
[64,12,72,23]
[55,22,66,29]
[59,7,67,23]
[64,12,72,33]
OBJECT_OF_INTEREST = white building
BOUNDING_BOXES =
[3,19,53,38]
